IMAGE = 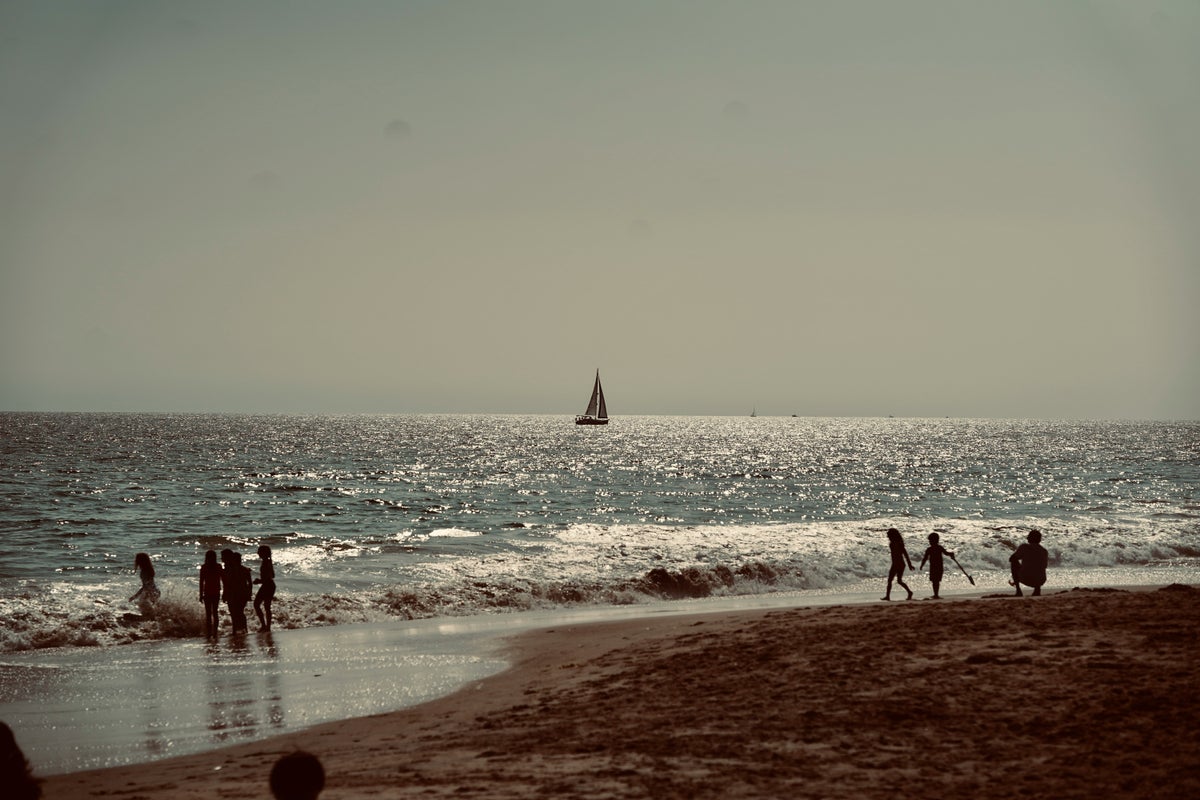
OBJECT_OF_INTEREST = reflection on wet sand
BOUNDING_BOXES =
[205,632,284,744]
[137,663,167,757]
[1,612,515,775]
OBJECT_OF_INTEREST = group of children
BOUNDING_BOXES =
[199,545,276,635]
[882,527,1048,601]
[129,545,276,636]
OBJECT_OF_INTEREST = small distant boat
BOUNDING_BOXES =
[575,369,609,425]
[750,407,757,418]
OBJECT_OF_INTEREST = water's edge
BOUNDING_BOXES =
[3,575,1188,777]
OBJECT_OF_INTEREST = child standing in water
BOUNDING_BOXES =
[199,550,223,637]
[253,544,276,632]
[221,549,253,633]
[882,528,914,601]
[919,532,955,599]
[129,552,160,607]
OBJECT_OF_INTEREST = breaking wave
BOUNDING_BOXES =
[3,516,1197,654]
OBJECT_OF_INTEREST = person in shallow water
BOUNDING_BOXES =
[129,552,160,607]
[269,750,325,800]
[1009,529,1049,596]
[221,549,253,633]
[882,528,915,601]
[253,544,276,632]
[198,550,223,637]
[919,532,955,599]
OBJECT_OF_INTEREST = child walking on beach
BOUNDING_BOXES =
[919,532,954,599]
[254,544,276,632]
[882,528,915,601]
[199,550,223,637]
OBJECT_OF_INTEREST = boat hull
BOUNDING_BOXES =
[574,416,609,425]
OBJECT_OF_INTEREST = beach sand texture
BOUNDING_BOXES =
[41,586,1198,799]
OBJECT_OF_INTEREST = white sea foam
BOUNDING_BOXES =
[3,516,1197,653]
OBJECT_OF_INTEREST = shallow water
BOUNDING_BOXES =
[0,616,508,775]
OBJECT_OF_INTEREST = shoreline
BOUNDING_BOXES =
[7,588,897,777]
[37,584,1199,799]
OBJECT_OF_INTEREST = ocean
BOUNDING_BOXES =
[2,413,1198,653]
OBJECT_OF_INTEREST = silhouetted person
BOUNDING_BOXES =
[269,750,325,800]
[221,549,253,633]
[882,528,914,601]
[0,721,42,800]
[919,532,955,599]
[129,552,160,607]
[254,544,276,632]
[199,550,223,637]
[1010,529,1048,596]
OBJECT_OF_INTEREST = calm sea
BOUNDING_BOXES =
[2,413,1197,652]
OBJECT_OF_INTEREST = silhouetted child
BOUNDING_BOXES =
[253,544,276,632]
[0,721,42,800]
[1010,529,1049,596]
[882,528,914,601]
[129,552,160,607]
[269,750,325,800]
[199,550,223,637]
[919,532,954,599]
[221,549,253,633]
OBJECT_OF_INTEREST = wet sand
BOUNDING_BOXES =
[40,585,1199,799]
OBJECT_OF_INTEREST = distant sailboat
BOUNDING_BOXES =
[575,369,609,425]
[750,407,757,418]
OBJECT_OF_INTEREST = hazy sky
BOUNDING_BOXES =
[2,1,1197,418]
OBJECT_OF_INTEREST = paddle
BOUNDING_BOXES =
[949,554,975,585]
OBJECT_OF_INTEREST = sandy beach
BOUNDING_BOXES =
[38,585,1199,799]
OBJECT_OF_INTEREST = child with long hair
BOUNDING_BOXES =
[882,528,914,601]
[129,552,160,607]
[253,544,276,632]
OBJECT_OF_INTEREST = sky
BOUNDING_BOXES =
[2,0,1197,418]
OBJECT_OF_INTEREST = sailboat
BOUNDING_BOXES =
[575,369,609,425]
